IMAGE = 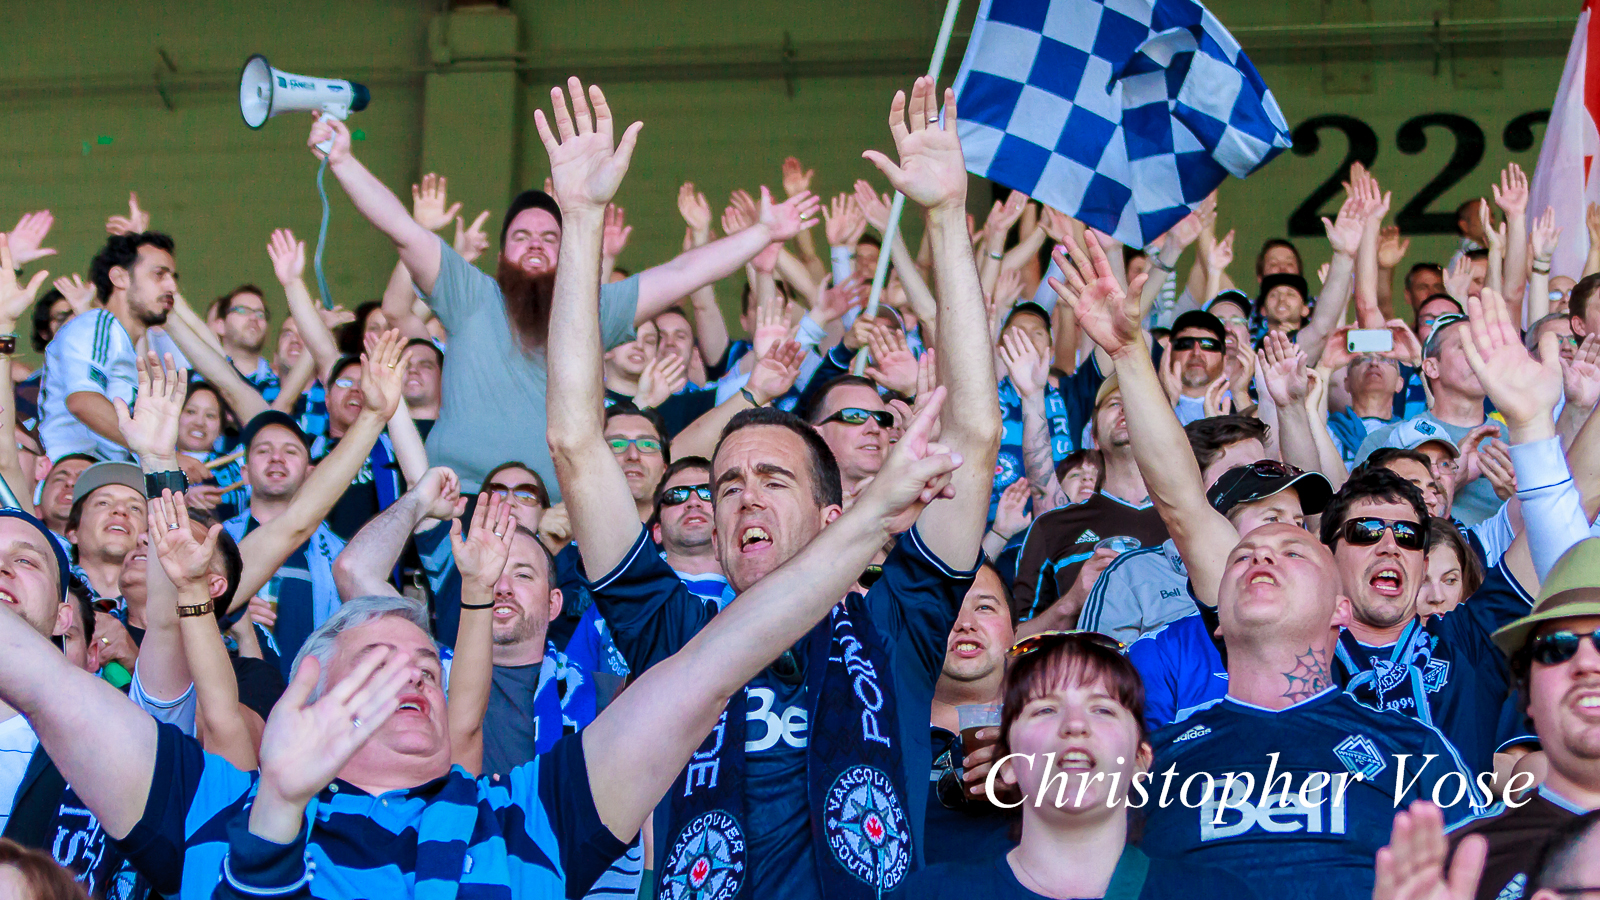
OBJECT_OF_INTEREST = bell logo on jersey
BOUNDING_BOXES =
[1199,776,1348,841]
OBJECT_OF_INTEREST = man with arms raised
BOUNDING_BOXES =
[551,77,998,898]
[308,94,820,497]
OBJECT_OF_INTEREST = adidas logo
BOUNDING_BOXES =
[1075,529,1102,544]
[1173,724,1211,743]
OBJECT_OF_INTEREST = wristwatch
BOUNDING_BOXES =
[144,470,189,499]
[741,387,768,408]
[177,601,214,618]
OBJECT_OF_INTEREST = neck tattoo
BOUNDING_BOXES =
[1280,647,1333,702]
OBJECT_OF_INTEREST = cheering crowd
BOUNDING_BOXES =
[0,73,1596,900]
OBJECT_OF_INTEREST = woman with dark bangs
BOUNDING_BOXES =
[902,631,1254,900]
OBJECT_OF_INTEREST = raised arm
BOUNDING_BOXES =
[1494,164,1530,309]
[233,332,407,609]
[584,383,961,838]
[331,466,464,601]
[444,494,514,776]
[308,114,443,294]
[1256,332,1322,474]
[999,329,1071,512]
[540,79,655,581]
[0,236,46,508]
[267,229,342,383]
[1049,232,1238,607]
[863,77,1002,566]
[1298,197,1364,365]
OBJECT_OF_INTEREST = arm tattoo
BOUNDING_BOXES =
[1020,400,1071,513]
[1281,648,1333,703]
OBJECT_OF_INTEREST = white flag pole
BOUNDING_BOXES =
[851,0,964,375]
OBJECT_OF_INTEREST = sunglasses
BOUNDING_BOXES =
[332,377,358,389]
[1530,630,1600,666]
[607,437,663,455]
[858,564,884,590]
[1172,336,1223,353]
[486,483,546,506]
[660,484,712,506]
[1242,459,1302,479]
[820,407,895,429]
[1338,517,1426,551]
[1007,629,1124,660]
[228,306,267,320]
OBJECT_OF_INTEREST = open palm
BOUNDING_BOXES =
[1048,233,1143,356]
[534,77,643,214]
[862,77,966,213]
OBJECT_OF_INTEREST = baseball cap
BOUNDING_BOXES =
[1383,418,1461,459]
[1205,290,1251,319]
[1094,373,1122,409]
[500,189,562,248]
[72,461,145,505]
[1003,301,1052,332]
[0,508,71,600]
[1256,273,1309,311]
[1171,310,1226,344]
[1492,538,1600,656]
[241,410,311,454]
[1206,460,1334,517]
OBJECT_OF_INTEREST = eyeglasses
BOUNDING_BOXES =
[1007,629,1124,660]
[858,564,884,590]
[1338,517,1426,551]
[1172,336,1223,353]
[228,306,267,320]
[819,407,894,429]
[608,437,663,455]
[49,310,73,326]
[660,484,712,506]
[486,483,547,507]
[332,377,357,389]
[1241,459,1302,479]
[1529,630,1600,665]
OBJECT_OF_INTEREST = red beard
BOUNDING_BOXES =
[496,256,556,355]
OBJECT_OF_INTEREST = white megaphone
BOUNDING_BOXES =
[239,54,369,151]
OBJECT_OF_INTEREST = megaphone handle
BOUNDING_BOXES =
[316,138,335,154]
[315,105,347,155]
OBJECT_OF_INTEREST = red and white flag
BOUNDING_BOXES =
[1530,1,1600,280]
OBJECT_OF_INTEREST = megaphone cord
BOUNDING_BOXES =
[314,156,333,310]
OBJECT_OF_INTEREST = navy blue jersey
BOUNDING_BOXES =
[1126,612,1227,731]
[583,525,972,899]
[899,851,1255,900]
[1334,562,1533,775]
[922,726,1017,865]
[1140,690,1486,900]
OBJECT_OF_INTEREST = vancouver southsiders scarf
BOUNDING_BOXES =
[659,598,913,900]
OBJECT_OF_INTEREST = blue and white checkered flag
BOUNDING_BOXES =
[953,0,1292,248]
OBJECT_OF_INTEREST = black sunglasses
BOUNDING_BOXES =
[660,484,713,507]
[821,407,895,429]
[1339,517,1426,551]
[1530,630,1600,666]
[1008,629,1125,659]
[1243,460,1302,479]
[1172,336,1223,353]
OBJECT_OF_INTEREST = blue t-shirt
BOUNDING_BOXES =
[1127,610,1227,731]
[582,525,974,900]
[900,851,1256,900]
[1140,689,1485,900]
[112,723,627,899]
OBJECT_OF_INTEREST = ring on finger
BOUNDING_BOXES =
[351,715,364,730]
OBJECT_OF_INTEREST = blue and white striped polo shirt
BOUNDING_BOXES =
[116,723,628,899]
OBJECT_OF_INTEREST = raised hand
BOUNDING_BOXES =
[1564,334,1600,412]
[1377,225,1411,269]
[5,211,56,267]
[1163,210,1204,252]
[114,352,188,464]
[1443,255,1473,304]
[411,173,462,232]
[982,193,1029,245]
[1204,229,1236,274]
[532,77,642,214]
[993,268,1025,310]
[1373,802,1485,900]
[862,77,967,213]
[678,183,713,241]
[751,238,781,275]
[854,386,962,535]
[1491,162,1529,218]
[359,329,409,418]
[603,204,632,258]
[1039,205,1074,245]
[1323,196,1365,258]
[757,186,821,243]
[992,479,1033,540]
[998,328,1049,399]
[307,113,353,166]
[1386,319,1424,367]
[863,324,919,396]
[1257,330,1311,407]
[1452,421,1502,494]
[810,275,867,327]
[266,228,306,287]
[1320,325,1359,373]
[781,156,815,197]
[750,283,792,358]
[416,467,468,522]
[1479,204,1505,255]
[106,192,150,235]
[1047,231,1146,357]
[148,490,223,592]
[320,304,357,330]
[1530,206,1561,263]
[52,274,97,314]
[1478,439,1517,501]
[634,353,687,409]
[1459,287,1562,437]
[748,340,805,405]
[853,180,893,233]
[0,235,50,330]
[454,210,492,263]
[450,493,515,592]
[824,194,868,248]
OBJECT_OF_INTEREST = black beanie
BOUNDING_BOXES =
[500,190,563,248]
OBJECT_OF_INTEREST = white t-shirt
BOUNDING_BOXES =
[0,711,40,834]
[39,308,138,461]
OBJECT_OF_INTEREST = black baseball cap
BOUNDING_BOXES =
[1206,460,1333,517]
[241,410,311,454]
[1171,310,1226,344]
[501,189,562,248]
[1256,273,1309,312]
[0,508,71,600]
[1003,301,1052,332]
[1205,290,1251,318]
